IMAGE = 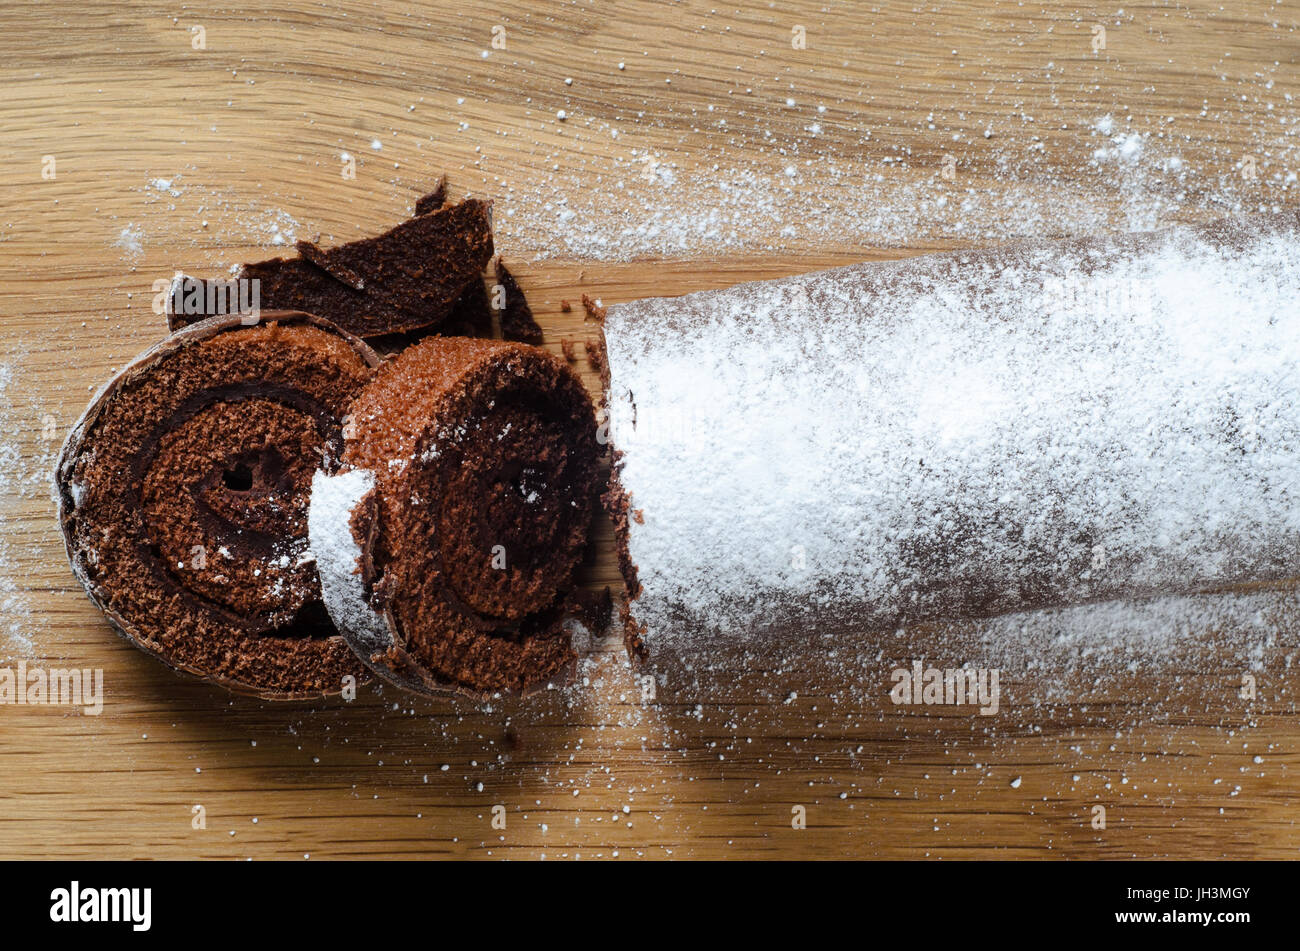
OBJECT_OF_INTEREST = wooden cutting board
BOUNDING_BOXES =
[1,0,1296,859]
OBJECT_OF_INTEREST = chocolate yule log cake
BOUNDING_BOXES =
[167,191,494,339]
[599,213,1300,650]
[57,313,378,698]
[309,336,601,698]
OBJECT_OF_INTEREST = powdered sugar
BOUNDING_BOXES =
[308,468,389,654]
[954,585,1296,679]
[491,107,1300,261]
[0,365,36,655]
[112,224,144,259]
[605,217,1300,653]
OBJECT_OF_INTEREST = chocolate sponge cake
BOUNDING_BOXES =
[57,313,378,698]
[309,337,601,698]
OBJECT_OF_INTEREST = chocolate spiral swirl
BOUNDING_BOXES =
[57,313,379,698]
[311,337,601,698]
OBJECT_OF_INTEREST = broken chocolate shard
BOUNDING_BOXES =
[168,197,494,340]
[294,198,494,333]
[414,175,448,216]
[296,239,366,291]
[494,257,545,344]
[444,277,494,338]
[566,586,613,640]
[364,277,495,353]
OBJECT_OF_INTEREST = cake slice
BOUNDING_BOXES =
[310,337,601,698]
[57,313,379,698]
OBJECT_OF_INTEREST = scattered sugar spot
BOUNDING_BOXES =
[112,224,144,257]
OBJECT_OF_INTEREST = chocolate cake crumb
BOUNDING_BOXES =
[585,336,607,380]
[560,339,579,362]
[560,299,572,313]
[581,294,607,322]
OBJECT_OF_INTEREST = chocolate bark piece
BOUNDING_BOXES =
[361,279,495,356]
[295,239,365,290]
[414,176,448,216]
[310,337,601,699]
[56,312,379,699]
[168,198,494,339]
[444,277,494,338]
[600,212,1300,653]
[493,257,545,344]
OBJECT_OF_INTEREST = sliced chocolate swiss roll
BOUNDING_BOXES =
[309,337,601,699]
[57,313,379,699]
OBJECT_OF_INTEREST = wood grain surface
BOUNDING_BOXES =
[1,0,1298,860]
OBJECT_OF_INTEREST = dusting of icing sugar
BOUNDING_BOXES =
[147,177,183,198]
[0,366,31,654]
[0,361,57,658]
[136,176,301,252]
[489,110,1300,261]
[955,586,1296,680]
[308,468,390,655]
[605,217,1300,664]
